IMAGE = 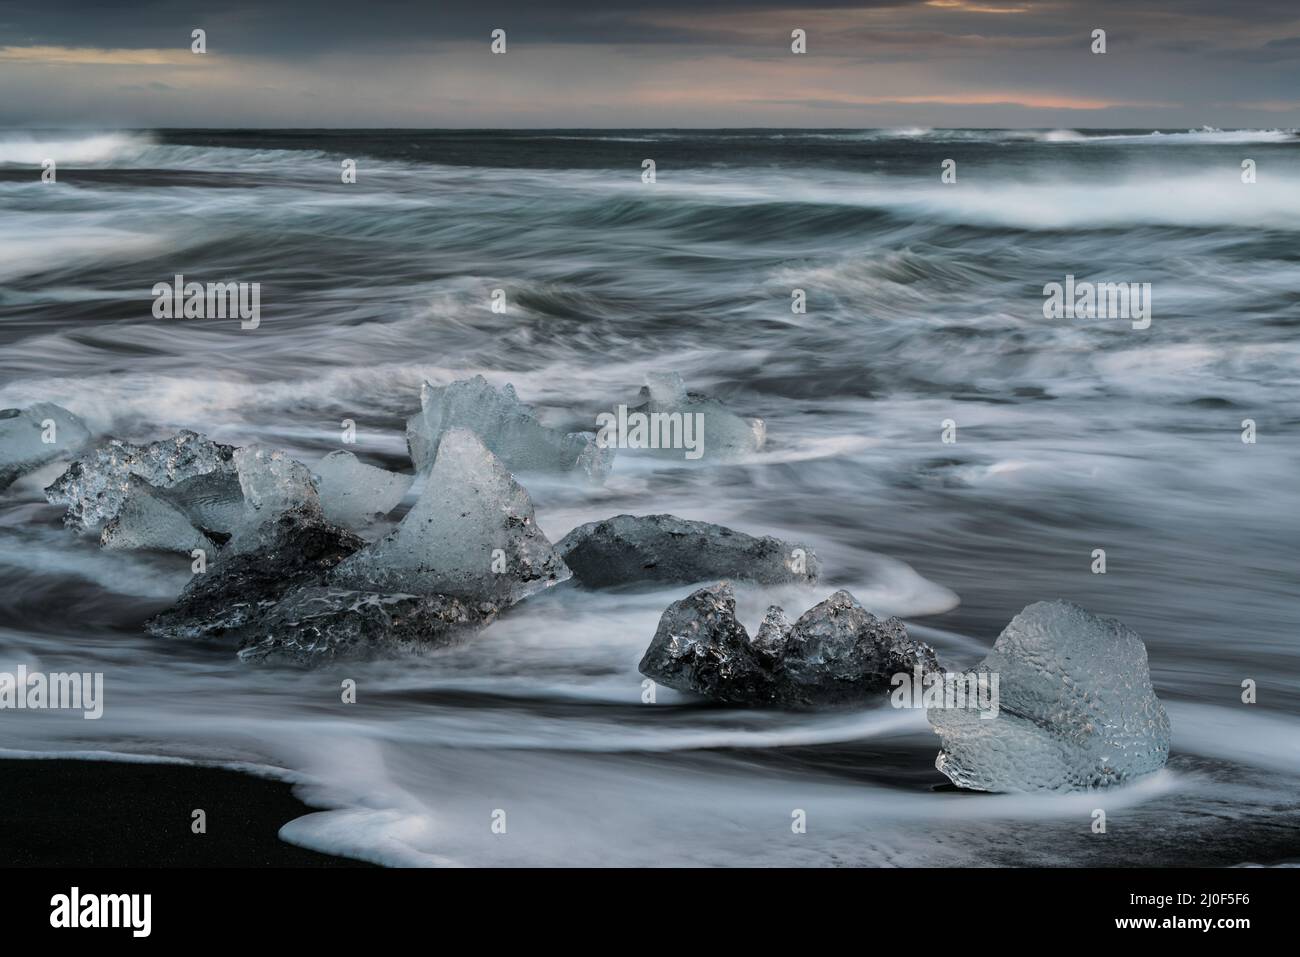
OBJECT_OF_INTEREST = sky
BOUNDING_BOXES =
[1,0,1298,128]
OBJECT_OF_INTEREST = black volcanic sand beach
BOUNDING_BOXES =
[0,759,374,867]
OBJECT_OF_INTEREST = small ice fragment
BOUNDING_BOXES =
[406,375,613,481]
[644,372,689,406]
[234,445,317,519]
[311,450,411,529]
[332,428,570,605]
[631,373,764,460]
[0,403,92,492]
[45,430,235,530]
[100,476,211,554]
[751,605,793,664]
[928,600,1171,792]
[226,445,321,550]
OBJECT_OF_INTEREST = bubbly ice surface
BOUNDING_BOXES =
[45,430,234,530]
[227,445,322,551]
[312,450,411,529]
[100,477,210,554]
[406,375,612,480]
[928,600,1171,792]
[0,403,92,491]
[333,428,570,604]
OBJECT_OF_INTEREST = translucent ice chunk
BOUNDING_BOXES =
[154,469,246,537]
[928,600,1171,792]
[0,403,92,492]
[227,445,322,550]
[406,375,613,481]
[100,477,211,555]
[311,450,412,529]
[332,428,570,605]
[632,372,765,460]
[45,430,235,530]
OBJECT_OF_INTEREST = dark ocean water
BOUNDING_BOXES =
[1,128,1298,866]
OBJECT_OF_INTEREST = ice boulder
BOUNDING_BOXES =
[46,430,235,530]
[146,506,365,641]
[311,450,411,529]
[557,513,819,588]
[928,600,1171,792]
[640,582,939,707]
[100,477,213,555]
[0,403,92,492]
[235,586,497,665]
[332,428,570,605]
[406,375,613,481]
[624,372,765,461]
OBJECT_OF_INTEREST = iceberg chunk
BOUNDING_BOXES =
[46,430,235,530]
[234,445,317,521]
[235,586,497,665]
[146,507,365,641]
[311,450,411,529]
[226,445,321,550]
[332,428,570,605]
[928,600,1171,792]
[640,581,767,702]
[628,372,765,460]
[100,477,212,554]
[557,513,819,588]
[406,375,613,480]
[0,403,92,492]
[639,582,938,707]
[152,469,246,539]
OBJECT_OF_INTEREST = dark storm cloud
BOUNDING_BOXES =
[2,0,1298,126]
[0,0,1289,54]
[0,0,916,53]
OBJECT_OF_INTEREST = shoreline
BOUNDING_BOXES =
[0,756,376,867]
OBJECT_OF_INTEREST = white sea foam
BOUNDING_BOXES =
[0,131,154,166]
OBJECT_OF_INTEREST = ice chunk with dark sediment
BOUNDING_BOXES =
[332,428,570,605]
[927,600,1171,793]
[99,476,213,554]
[639,582,939,706]
[556,513,819,588]
[45,430,235,530]
[146,506,365,641]
[311,450,412,528]
[626,372,765,460]
[406,375,613,480]
[225,445,322,550]
[235,586,498,665]
[0,403,92,491]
